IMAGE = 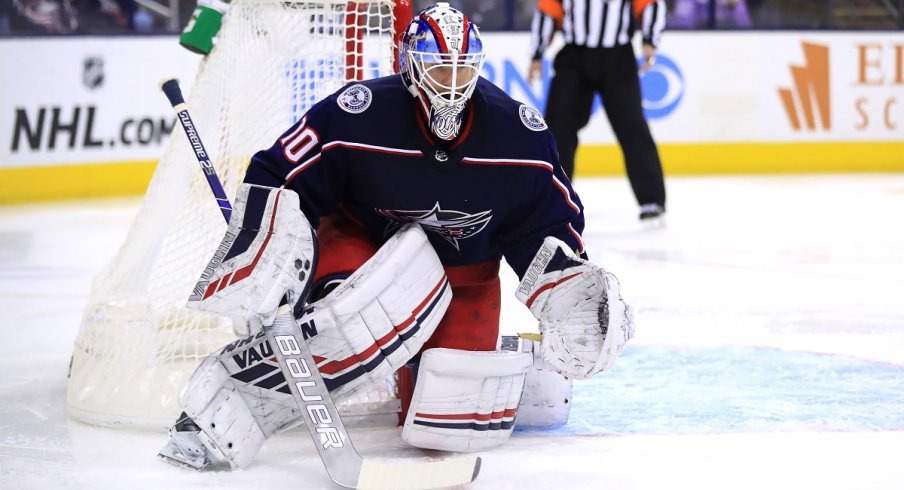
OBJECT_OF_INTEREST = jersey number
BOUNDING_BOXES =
[280,116,320,164]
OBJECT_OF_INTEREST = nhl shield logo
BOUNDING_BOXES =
[337,84,372,114]
[519,104,547,131]
[83,57,104,90]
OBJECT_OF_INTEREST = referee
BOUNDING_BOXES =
[529,0,668,222]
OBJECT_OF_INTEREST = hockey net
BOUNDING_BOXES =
[68,0,412,429]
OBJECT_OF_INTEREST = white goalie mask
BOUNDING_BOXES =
[399,3,487,141]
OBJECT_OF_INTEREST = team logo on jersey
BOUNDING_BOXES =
[519,104,547,131]
[337,84,372,114]
[377,202,492,251]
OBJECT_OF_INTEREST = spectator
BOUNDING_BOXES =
[670,0,752,29]
[6,0,79,33]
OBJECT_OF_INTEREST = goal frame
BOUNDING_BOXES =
[67,0,413,430]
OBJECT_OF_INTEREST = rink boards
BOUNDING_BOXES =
[2,32,904,203]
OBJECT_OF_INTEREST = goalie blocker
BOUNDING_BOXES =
[187,183,317,336]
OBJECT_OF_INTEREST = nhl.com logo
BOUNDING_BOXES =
[337,84,372,114]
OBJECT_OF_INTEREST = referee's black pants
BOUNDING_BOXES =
[545,43,666,209]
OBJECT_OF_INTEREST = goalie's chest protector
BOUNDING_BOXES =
[248,75,583,271]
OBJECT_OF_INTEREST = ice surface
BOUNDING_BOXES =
[1,175,903,489]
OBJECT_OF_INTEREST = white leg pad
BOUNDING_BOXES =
[401,348,532,452]
[302,223,452,398]
[179,357,269,469]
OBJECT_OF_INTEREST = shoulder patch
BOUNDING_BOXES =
[519,104,547,131]
[337,84,372,114]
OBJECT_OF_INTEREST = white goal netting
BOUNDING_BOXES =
[68,0,408,429]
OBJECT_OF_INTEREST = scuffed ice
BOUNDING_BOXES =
[2,176,904,489]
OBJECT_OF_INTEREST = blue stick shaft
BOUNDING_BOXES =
[161,78,233,224]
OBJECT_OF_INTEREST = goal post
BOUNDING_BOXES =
[67,0,412,429]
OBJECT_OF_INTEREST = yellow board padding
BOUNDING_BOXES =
[1,141,902,204]
[0,160,157,204]
[576,141,904,176]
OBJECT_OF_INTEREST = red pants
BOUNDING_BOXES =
[313,211,501,352]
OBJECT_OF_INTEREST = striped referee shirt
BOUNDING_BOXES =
[530,0,667,59]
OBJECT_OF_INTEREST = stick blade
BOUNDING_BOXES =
[356,455,481,490]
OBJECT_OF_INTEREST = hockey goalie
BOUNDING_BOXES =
[158,2,634,471]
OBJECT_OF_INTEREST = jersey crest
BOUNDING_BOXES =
[337,84,372,114]
[377,202,492,251]
[519,104,547,131]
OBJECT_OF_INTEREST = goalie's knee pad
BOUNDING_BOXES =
[401,348,532,452]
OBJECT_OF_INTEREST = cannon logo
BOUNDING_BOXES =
[778,42,831,131]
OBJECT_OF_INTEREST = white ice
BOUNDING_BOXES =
[1,174,903,490]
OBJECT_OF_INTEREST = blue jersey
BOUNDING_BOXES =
[244,75,585,279]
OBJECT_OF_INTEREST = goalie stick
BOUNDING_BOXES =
[268,312,480,490]
[158,81,481,489]
[160,78,233,222]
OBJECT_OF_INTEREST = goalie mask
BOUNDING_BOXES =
[399,3,486,141]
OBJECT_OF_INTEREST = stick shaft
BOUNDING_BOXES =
[161,78,233,223]
[267,313,480,490]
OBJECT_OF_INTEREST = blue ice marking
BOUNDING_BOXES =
[516,346,904,435]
